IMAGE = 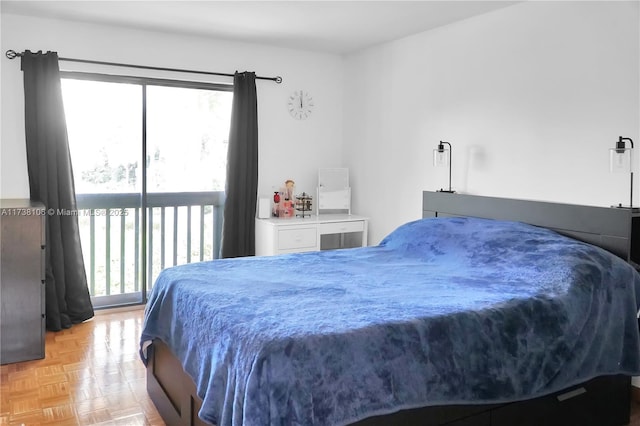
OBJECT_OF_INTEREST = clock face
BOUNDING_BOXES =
[288,90,314,120]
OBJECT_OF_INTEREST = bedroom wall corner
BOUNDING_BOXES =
[342,1,640,244]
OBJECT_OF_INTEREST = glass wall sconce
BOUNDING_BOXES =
[434,141,454,193]
[609,136,635,209]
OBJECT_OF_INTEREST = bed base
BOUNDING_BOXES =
[146,339,631,426]
[146,339,208,426]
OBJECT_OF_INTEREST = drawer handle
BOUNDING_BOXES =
[556,387,586,402]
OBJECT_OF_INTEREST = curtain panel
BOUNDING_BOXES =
[21,50,94,331]
[221,71,258,258]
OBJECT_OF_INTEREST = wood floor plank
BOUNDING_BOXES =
[0,308,164,425]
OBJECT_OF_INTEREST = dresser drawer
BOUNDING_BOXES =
[255,215,368,256]
[319,220,364,235]
[278,227,317,250]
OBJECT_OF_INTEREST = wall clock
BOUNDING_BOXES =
[287,90,314,120]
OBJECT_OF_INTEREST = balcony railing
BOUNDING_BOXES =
[76,191,224,307]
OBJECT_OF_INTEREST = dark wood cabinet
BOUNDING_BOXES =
[0,199,46,364]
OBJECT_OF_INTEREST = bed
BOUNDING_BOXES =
[140,192,640,426]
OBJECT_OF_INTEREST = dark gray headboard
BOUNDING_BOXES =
[423,191,635,261]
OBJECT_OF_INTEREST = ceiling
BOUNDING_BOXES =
[1,1,519,54]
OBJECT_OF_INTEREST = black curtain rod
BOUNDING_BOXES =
[5,49,282,83]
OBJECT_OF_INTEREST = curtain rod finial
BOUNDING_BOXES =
[5,50,21,60]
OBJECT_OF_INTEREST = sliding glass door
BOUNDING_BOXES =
[62,78,143,307]
[145,84,231,287]
[62,73,232,308]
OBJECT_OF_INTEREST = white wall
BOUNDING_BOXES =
[3,2,639,245]
[343,1,640,244]
[0,14,344,201]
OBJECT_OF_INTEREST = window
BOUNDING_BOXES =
[61,73,233,307]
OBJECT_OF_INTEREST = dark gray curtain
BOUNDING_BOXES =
[21,50,94,331]
[221,71,258,258]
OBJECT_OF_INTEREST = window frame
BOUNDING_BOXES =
[61,71,233,309]
[60,71,233,92]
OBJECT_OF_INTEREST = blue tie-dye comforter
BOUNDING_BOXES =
[140,217,640,426]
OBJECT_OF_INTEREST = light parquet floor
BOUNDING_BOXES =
[0,308,164,426]
[2,307,640,426]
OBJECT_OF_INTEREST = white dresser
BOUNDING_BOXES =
[255,214,368,256]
